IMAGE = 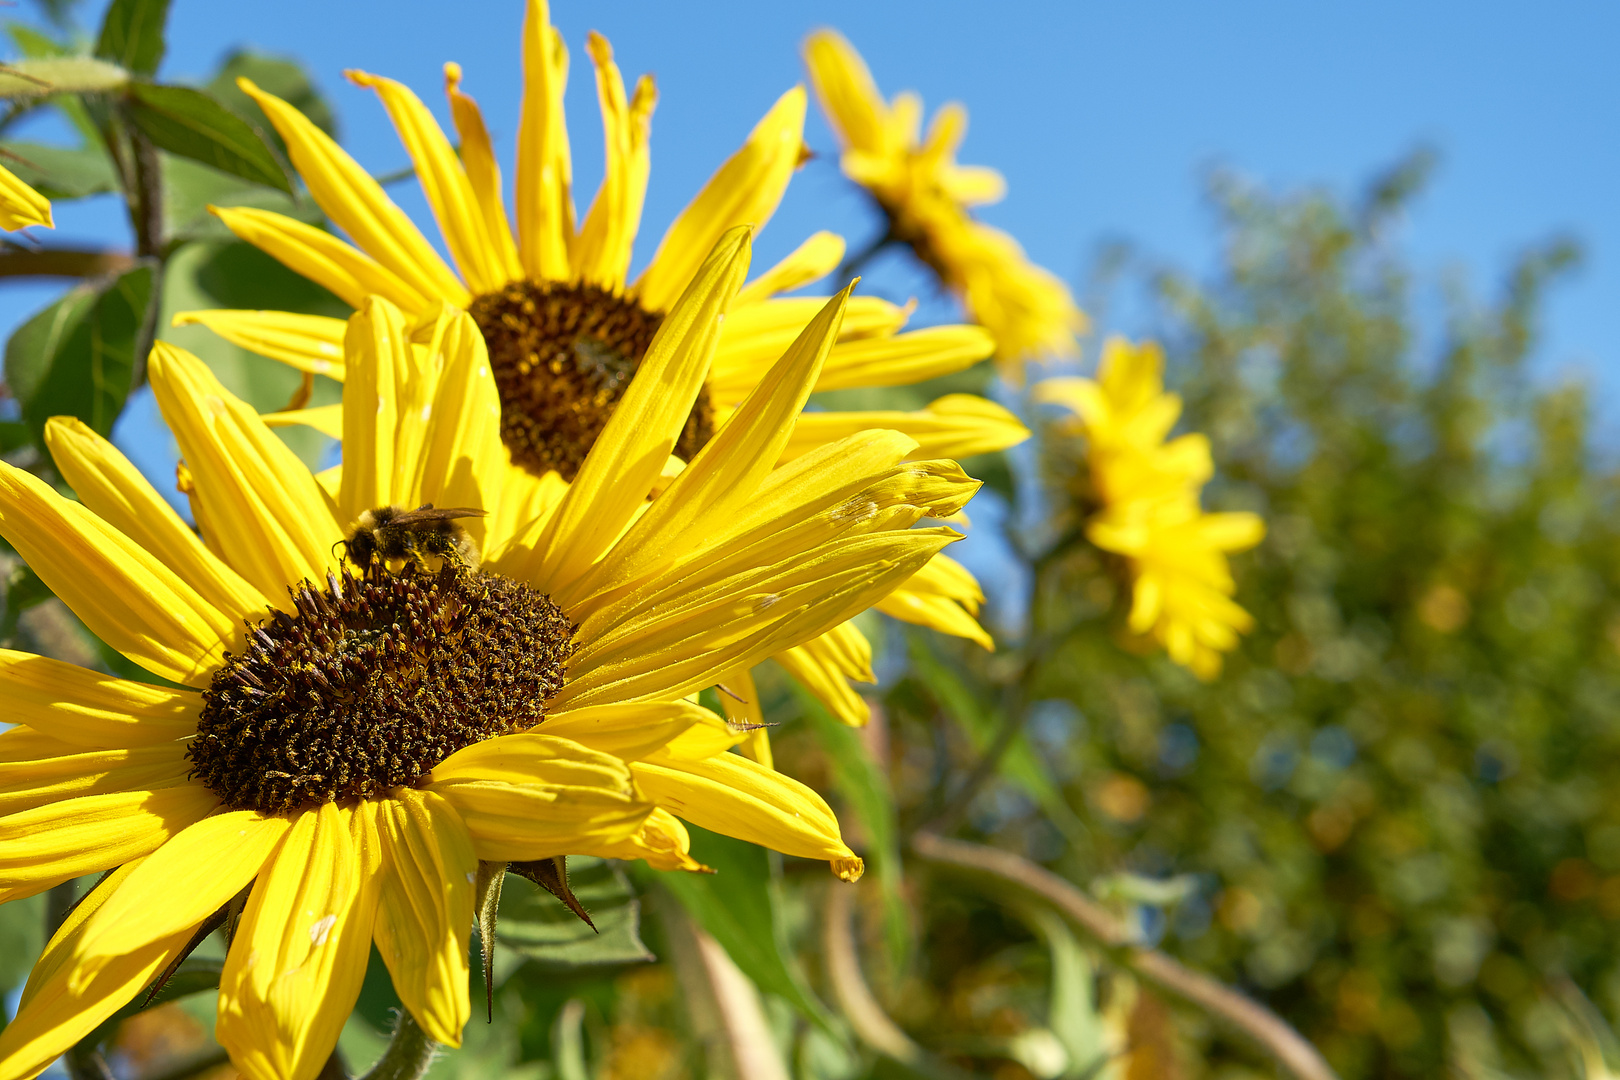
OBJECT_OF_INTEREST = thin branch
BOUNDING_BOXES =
[0,248,136,278]
[910,832,1340,1080]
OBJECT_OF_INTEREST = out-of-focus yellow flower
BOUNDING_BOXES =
[803,28,1085,373]
[0,161,51,231]
[1038,338,1264,678]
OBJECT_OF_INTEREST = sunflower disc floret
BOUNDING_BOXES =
[190,558,576,813]
[469,280,714,481]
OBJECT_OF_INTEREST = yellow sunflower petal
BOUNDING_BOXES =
[0,650,196,748]
[238,77,468,308]
[485,463,568,565]
[636,86,805,312]
[218,802,377,1080]
[0,785,218,903]
[444,62,524,285]
[0,461,237,685]
[802,29,888,155]
[0,741,190,816]
[506,226,750,597]
[0,160,51,231]
[172,309,348,378]
[0,862,196,1080]
[339,298,410,521]
[209,205,430,314]
[568,284,853,609]
[426,733,652,862]
[874,585,994,649]
[150,341,342,602]
[541,699,724,762]
[372,789,474,1047]
[815,325,995,392]
[573,33,654,289]
[560,528,957,708]
[632,749,861,876]
[71,811,289,986]
[735,231,845,306]
[263,403,344,439]
[515,0,574,280]
[782,393,1029,462]
[774,639,870,727]
[591,806,707,872]
[46,416,271,624]
[348,68,506,295]
[707,294,906,405]
[405,309,504,548]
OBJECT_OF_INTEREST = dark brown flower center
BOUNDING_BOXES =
[468,279,715,482]
[189,559,575,813]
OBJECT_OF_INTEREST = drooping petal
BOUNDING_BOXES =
[150,342,343,604]
[0,862,195,1080]
[0,785,219,903]
[632,749,862,878]
[591,806,706,872]
[348,69,508,295]
[371,789,475,1047]
[0,650,196,748]
[636,87,805,311]
[218,803,378,1080]
[71,812,289,986]
[209,205,430,314]
[171,309,348,378]
[572,33,654,289]
[515,0,574,280]
[500,226,750,597]
[426,733,652,862]
[0,461,239,685]
[238,78,468,309]
[444,62,524,285]
[772,620,875,726]
[45,417,271,625]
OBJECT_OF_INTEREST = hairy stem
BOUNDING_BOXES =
[358,1010,436,1080]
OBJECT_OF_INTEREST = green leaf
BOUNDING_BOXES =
[0,141,118,199]
[207,48,336,145]
[497,857,653,967]
[161,153,316,243]
[126,83,291,194]
[95,0,171,76]
[5,264,153,450]
[650,824,836,1030]
[1018,905,1111,1079]
[797,683,910,971]
[0,57,129,99]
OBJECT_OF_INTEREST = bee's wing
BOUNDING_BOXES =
[391,506,489,524]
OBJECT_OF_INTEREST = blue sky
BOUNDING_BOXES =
[11,1,1617,397]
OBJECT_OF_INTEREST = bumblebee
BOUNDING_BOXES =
[341,504,486,571]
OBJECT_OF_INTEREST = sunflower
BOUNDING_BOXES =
[1037,337,1263,678]
[0,160,51,230]
[168,0,1020,734]
[0,228,973,1080]
[801,28,1085,371]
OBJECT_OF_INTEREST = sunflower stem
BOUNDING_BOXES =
[360,1010,438,1080]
